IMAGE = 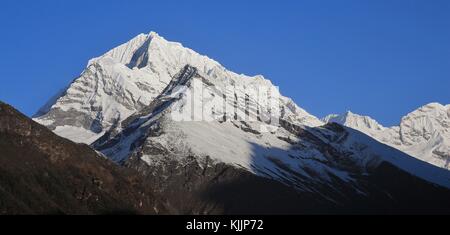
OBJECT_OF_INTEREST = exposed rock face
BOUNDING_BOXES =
[0,102,166,215]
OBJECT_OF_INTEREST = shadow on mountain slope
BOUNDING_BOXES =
[194,143,450,214]
[195,127,450,215]
[119,119,450,214]
[126,155,336,215]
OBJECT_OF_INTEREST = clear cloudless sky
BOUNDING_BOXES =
[0,0,449,126]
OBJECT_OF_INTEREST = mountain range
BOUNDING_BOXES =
[323,103,450,170]
[1,31,450,214]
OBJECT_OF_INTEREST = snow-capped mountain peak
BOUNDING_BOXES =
[324,102,450,170]
[88,33,148,66]
[400,103,449,145]
[34,31,322,144]
[323,110,386,134]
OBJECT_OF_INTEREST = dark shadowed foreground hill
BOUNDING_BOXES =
[0,101,167,215]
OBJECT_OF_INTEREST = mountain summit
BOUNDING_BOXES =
[34,31,322,144]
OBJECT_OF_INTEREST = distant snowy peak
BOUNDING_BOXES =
[323,111,386,135]
[324,103,450,170]
[399,103,450,146]
[34,31,322,144]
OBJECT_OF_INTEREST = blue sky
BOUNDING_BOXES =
[0,0,449,126]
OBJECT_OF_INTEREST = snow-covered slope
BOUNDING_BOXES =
[93,65,450,192]
[34,32,322,144]
[323,103,450,170]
